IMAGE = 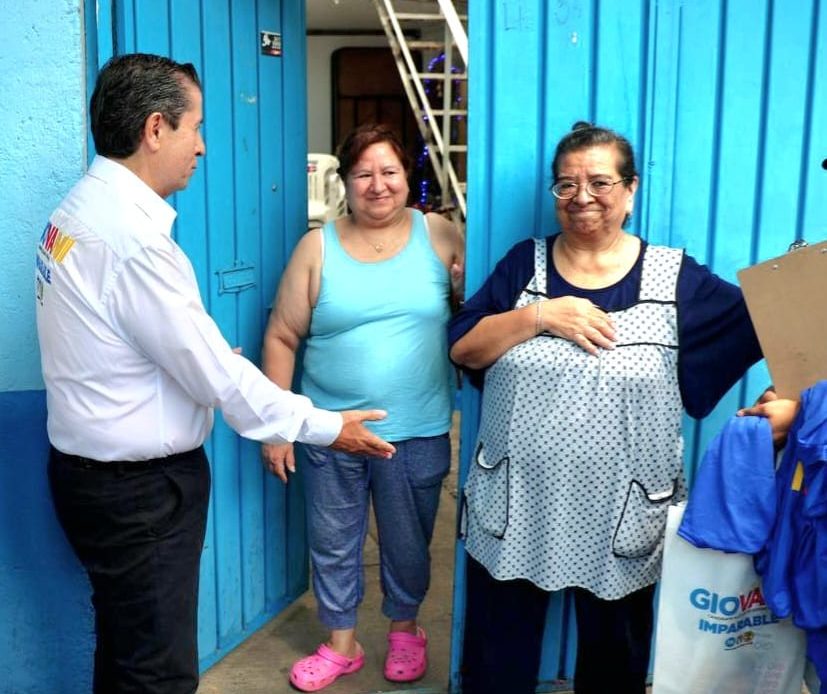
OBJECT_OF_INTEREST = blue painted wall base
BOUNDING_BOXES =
[0,390,94,693]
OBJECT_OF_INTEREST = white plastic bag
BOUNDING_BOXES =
[652,502,806,694]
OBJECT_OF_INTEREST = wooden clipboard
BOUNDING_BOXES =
[737,240,827,399]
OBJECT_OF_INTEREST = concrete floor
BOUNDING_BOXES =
[197,422,462,694]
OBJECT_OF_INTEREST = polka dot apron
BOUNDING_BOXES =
[463,238,687,599]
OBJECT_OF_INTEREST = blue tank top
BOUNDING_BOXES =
[301,209,452,440]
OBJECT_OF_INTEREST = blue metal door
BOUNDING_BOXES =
[90,0,310,670]
[453,0,827,690]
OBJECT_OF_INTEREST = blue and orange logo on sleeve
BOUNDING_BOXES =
[39,221,75,263]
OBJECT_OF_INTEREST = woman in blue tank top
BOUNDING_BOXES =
[262,124,464,692]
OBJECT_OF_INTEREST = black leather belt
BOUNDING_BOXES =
[51,446,203,473]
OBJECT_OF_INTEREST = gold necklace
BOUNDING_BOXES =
[360,233,391,253]
[352,213,407,254]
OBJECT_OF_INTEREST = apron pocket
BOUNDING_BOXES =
[464,442,510,539]
[612,478,676,558]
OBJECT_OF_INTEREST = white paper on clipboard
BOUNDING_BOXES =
[737,240,827,400]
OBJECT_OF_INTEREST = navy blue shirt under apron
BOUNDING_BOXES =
[448,234,762,418]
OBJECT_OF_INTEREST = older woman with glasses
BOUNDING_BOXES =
[449,122,763,694]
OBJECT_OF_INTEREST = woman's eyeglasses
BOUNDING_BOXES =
[551,178,631,199]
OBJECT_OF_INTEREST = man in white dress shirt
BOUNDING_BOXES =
[35,53,395,694]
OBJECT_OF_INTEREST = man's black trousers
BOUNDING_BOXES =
[49,446,210,694]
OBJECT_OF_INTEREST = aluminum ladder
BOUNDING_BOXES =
[372,0,468,225]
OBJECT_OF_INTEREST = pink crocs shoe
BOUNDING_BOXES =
[384,626,428,682]
[289,643,364,692]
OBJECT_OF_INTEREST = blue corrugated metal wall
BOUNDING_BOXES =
[453,0,827,689]
[94,0,311,671]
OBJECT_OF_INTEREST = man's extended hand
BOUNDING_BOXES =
[332,410,396,458]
